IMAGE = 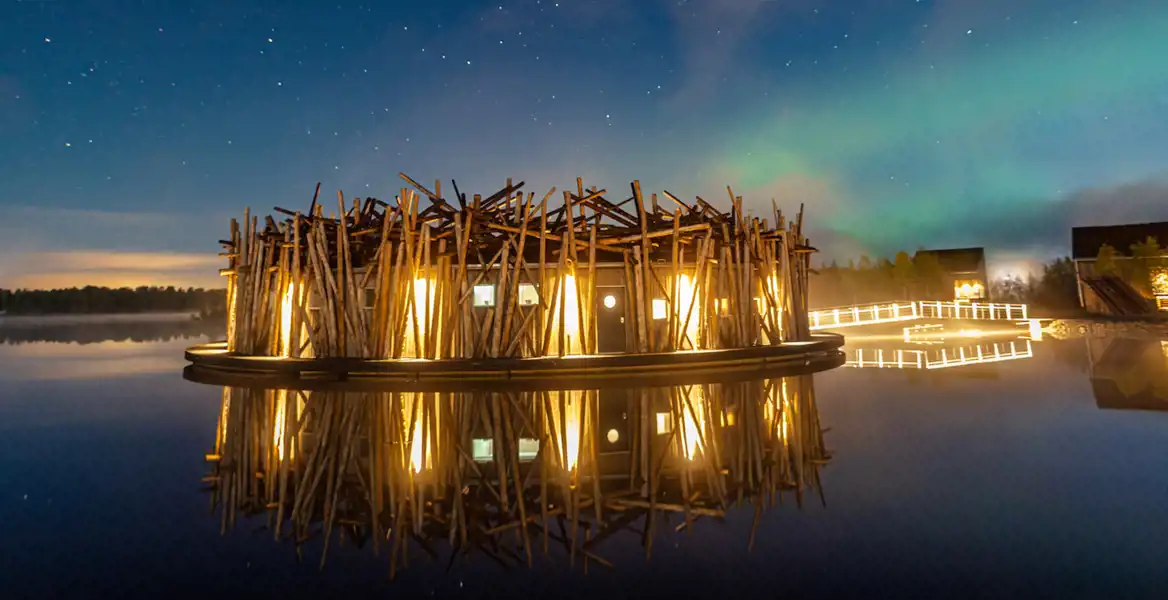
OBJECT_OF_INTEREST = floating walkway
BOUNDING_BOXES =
[808,300,1029,331]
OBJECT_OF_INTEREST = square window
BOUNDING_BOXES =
[472,438,493,462]
[953,279,984,300]
[655,412,672,434]
[517,438,539,460]
[651,298,667,320]
[473,284,495,307]
[518,283,539,306]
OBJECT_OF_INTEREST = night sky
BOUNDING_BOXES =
[2,0,1167,289]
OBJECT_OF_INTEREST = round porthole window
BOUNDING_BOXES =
[603,295,616,309]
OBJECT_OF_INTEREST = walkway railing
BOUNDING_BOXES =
[808,300,1029,331]
[845,339,1034,370]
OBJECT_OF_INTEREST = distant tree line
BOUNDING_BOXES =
[0,286,227,317]
[993,236,1166,314]
[810,250,1085,315]
[810,250,950,307]
[1089,236,1166,296]
[0,318,225,345]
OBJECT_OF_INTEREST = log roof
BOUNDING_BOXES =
[229,173,817,269]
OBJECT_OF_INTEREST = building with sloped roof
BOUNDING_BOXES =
[914,247,989,301]
[1071,221,1168,315]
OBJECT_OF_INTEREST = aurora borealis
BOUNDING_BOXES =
[1,0,1166,287]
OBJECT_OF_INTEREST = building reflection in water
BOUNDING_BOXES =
[203,374,827,576]
[1087,336,1168,411]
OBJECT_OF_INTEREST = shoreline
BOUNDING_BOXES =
[1047,317,1168,340]
[0,312,204,327]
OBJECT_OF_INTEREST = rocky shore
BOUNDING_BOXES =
[1047,317,1168,340]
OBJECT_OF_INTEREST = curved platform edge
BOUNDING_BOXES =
[184,334,846,392]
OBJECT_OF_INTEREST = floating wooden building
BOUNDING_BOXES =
[218,175,818,362]
[203,373,829,574]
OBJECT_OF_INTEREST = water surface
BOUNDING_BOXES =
[1,320,1166,599]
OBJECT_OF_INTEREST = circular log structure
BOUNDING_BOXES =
[188,174,842,381]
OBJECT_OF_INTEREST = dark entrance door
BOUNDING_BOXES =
[594,285,627,354]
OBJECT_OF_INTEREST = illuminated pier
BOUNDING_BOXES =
[809,300,1030,331]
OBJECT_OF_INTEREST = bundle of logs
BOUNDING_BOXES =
[220,174,816,359]
[203,373,829,577]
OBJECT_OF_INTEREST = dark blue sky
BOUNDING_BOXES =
[2,0,1166,288]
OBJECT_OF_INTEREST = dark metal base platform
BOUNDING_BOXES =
[183,333,846,392]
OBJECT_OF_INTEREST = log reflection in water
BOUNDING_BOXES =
[203,375,829,576]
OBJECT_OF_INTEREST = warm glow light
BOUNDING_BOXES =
[651,298,667,320]
[761,274,781,318]
[954,279,985,300]
[1028,319,1043,341]
[402,277,435,358]
[549,390,584,472]
[764,378,791,444]
[402,392,435,473]
[603,294,616,309]
[1150,270,1168,295]
[678,385,706,460]
[606,428,619,443]
[675,274,700,349]
[549,273,584,355]
[272,389,290,461]
[4,250,223,290]
[279,282,296,357]
[216,389,231,451]
[809,300,1027,330]
[847,339,1034,369]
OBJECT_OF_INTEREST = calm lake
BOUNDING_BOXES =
[1,316,1166,599]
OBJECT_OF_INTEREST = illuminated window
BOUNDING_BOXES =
[473,284,495,307]
[518,283,539,306]
[651,298,667,320]
[953,279,985,300]
[1151,269,1168,296]
[603,294,616,309]
[472,437,539,462]
[655,412,672,433]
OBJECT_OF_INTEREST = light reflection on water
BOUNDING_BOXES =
[1,320,1167,598]
[203,373,829,578]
